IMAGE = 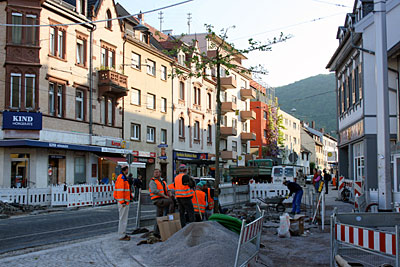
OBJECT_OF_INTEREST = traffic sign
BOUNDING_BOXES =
[126,153,133,164]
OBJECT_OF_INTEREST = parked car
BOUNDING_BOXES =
[306,175,313,184]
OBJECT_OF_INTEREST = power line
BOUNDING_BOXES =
[0,0,193,28]
[308,0,350,8]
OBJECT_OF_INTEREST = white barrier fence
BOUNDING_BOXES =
[249,183,290,203]
[0,184,115,207]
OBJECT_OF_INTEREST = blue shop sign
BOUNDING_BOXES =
[3,111,42,130]
[173,151,208,160]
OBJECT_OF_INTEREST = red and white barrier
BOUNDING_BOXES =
[92,184,116,206]
[336,223,397,256]
[240,216,264,244]
[67,185,93,207]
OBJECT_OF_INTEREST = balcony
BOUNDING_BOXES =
[220,77,237,90]
[220,126,237,137]
[240,88,256,100]
[240,132,256,141]
[221,150,237,160]
[221,102,237,114]
[240,110,256,121]
[98,69,128,99]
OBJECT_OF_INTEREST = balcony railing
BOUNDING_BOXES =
[220,126,237,136]
[240,132,256,141]
[240,88,256,100]
[240,110,256,121]
[221,101,237,114]
[221,150,237,160]
[220,76,237,90]
[98,69,128,99]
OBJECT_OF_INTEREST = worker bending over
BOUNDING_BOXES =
[192,182,207,221]
[174,164,195,227]
[283,179,303,215]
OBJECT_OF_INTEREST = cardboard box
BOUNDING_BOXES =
[156,213,182,241]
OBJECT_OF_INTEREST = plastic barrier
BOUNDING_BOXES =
[92,184,116,206]
[0,188,28,204]
[0,188,51,206]
[27,188,51,206]
[234,210,265,267]
[249,184,289,203]
[51,185,68,206]
[67,185,93,207]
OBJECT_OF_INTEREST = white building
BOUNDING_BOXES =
[278,109,301,164]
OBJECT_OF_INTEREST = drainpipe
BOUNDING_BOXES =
[88,23,96,145]
[122,34,127,140]
[171,64,175,179]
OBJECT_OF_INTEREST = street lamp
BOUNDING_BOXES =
[133,13,149,33]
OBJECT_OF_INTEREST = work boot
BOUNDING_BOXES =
[119,235,131,241]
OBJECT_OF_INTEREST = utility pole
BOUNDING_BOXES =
[158,11,164,31]
[374,0,392,211]
[187,13,192,34]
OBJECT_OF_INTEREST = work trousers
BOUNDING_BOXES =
[177,197,195,227]
[324,180,329,194]
[291,190,303,214]
[118,202,130,239]
[153,198,175,235]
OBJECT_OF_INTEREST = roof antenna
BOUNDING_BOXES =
[187,13,192,34]
[158,11,164,31]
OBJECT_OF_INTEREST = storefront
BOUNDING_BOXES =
[172,150,213,178]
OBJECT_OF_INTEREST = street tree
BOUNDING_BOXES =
[161,25,290,213]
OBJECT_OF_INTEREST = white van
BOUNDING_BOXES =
[271,165,305,184]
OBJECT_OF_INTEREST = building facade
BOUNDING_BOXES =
[278,109,301,164]
[327,0,400,190]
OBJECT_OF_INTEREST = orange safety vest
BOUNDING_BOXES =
[174,173,194,198]
[113,173,131,204]
[192,189,206,214]
[207,188,214,210]
[168,183,175,190]
[149,178,168,200]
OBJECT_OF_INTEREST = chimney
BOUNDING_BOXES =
[320,128,325,133]
[138,12,144,22]
[311,121,315,129]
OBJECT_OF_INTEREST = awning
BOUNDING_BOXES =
[100,157,146,168]
[0,139,132,154]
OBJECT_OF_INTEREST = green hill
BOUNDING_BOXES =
[275,74,337,136]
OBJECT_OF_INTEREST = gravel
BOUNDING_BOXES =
[136,221,258,267]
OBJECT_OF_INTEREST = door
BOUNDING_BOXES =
[394,155,400,192]
[74,156,86,184]
[11,154,30,188]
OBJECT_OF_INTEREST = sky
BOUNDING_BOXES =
[115,0,353,87]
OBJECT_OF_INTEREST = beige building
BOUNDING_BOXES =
[0,0,131,188]
[278,109,301,164]
[301,125,325,170]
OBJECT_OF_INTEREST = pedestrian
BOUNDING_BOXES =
[323,169,331,194]
[283,180,303,215]
[133,175,143,201]
[149,168,174,235]
[314,170,323,192]
[113,166,132,241]
[127,173,134,193]
[174,164,195,227]
[200,181,214,219]
[312,168,317,187]
[192,182,207,222]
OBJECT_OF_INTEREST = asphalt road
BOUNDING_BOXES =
[0,203,156,255]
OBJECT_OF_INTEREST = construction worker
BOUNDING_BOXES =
[283,179,303,215]
[201,181,214,219]
[113,166,132,241]
[192,182,207,221]
[149,168,174,235]
[174,164,195,227]
[168,182,177,212]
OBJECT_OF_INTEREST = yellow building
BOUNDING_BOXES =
[278,109,301,164]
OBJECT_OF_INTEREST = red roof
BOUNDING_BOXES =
[250,80,266,94]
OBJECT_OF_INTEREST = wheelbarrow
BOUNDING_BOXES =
[257,196,286,213]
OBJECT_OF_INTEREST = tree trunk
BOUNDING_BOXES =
[214,56,222,213]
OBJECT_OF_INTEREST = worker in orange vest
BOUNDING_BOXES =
[199,181,215,219]
[174,164,195,227]
[168,182,177,211]
[113,166,132,241]
[192,182,207,221]
[149,168,174,235]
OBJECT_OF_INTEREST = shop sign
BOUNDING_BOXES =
[49,143,69,149]
[173,151,208,160]
[339,120,364,145]
[101,147,131,154]
[132,151,156,158]
[3,111,42,130]
[49,155,66,159]
[157,144,168,148]
[105,139,127,148]
[133,157,154,163]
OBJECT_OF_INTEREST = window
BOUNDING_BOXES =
[194,121,200,140]
[147,127,155,143]
[242,143,247,154]
[293,137,297,145]
[264,130,267,138]
[293,122,297,129]
[354,66,359,102]
[161,129,167,144]
[353,142,364,181]
[11,13,22,44]
[179,117,185,137]
[107,98,113,126]
[49,26,65,59]
[76,39,86,66]
[101,47,115,69]
[147,93,155,109]
[161,97,167,113]
[161,65,167,80]
[232,118,237,129]
[106,10,112,29]
[131,52,141,69]
[263,111,267,120]
[221,92,227,102]
[56,84,63,117]
[74,157,86,184]
[10,73,21,108]
[179,82,185,100]
[76,0,84,14]
[75,90,84,120]
[232,95,237,104]
[131,123,141,141]
[207,124,212,143]
[207,93,212,109]
[49,84,55,115]
[243,122,247,132]
[101,98,106,124]
[100,97,114,126]
[147,59,156,76]
[26,15,37,45]
[232,141,237,152]
[221,139,227,150]
[25,74,35,109]
[194,88,201,105]
[131,88,140,105]
[221,115,227,126]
